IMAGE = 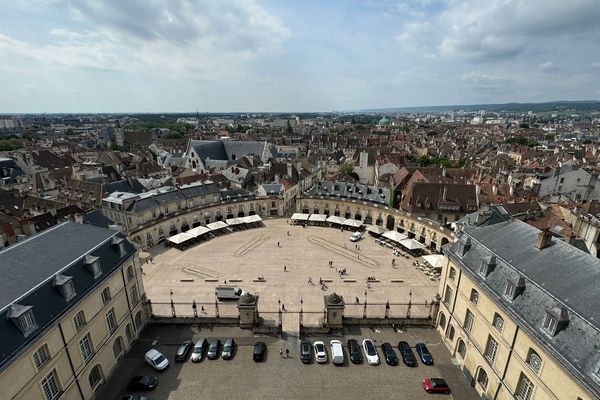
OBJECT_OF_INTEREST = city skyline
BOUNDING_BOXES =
[1,0,600,113]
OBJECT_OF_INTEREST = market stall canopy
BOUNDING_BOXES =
[241,215,262,223]
[342,219,363,228]
[382,230,408,243]
[308,214,328,222]
[326,216,346,225]
[399,238,425,250]
[225,217,245,226]
[207,221,229,230]
[187,226,210,237]
[167,232,195,245]
[291,213,310,221]
[367,225,386,235]
[422,254,445,269]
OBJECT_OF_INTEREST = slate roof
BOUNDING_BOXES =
[304,180,390,205]
[0,222,136,371]
[447,220,600,397]
[188,140,272,163]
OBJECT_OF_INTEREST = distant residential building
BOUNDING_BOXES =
[183,139,273,172]
[532,164,600,201]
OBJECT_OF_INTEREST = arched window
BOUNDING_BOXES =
[113,337,123,359]
[527,349,543,374]
[438,312,447,329]
[135,311,143,330]
[493,313,505,332]
[125,323,134,343]
[448,325,455,341]
[477,368,489,389]
[88,365,103,391]
[457,339,466,358]
[470,289,479,305]
[449,267,456,281]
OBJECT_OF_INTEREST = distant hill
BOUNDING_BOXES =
[359,100,600,114]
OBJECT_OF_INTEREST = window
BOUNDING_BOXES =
[73,310,86,331]
[493,313,505,332]
[449,267,456,281]
[113,337,123,359]
[130,284,139,305]
[443,285,453,306]
[464,309,474,333]
[63,280,76,300]
[485,336,498,363]
[438,312,447,329]
[470,289,479,305]
[527,350,542,374]
[516,373,535,400]
[84,255,102,279]
[88,365,102,390]
[448,325,455,340]
[126,265,134,281]
[16,309,38,337]
[504,282,516,300]
[101,287,111,305]
[135,311,143,329]
[79,333,94,363]
[477,368,489,389]
[41,369,61,400]
[106,308,117,334]
[33,344,51,369]
[457,340,466,358]
[125,324,134,343]
[542,314,558,335]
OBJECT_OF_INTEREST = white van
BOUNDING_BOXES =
[350,231,363,242]
[330,340,344,365]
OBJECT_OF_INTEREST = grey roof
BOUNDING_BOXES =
[447,219,600,397]
[189,140,272,163]
[304,180,390,205]
[260,183,283,194]
[0,222,136,370]
[125,182,221,213]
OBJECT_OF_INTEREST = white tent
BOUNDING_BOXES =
[187,226,210,237]
[167,232,195,245]
[422,254,445,269]
[367,225,387,235]
[308,214,328,222]
[326,215,346,225]
[207,221,229,230]
[241,215,262,224]
[342,219,363,228]
[399,238,425,250]
[291,213,310,221]
[225,217,245,226]
[382,230,408,243]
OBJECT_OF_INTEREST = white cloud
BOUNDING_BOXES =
[539,61,556,72]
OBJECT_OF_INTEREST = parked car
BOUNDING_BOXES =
[215,286,243,300]
[190,338,208,362]
[121,396,148,400]
[144,349,169,371]
[362,339,379,365]
[416,343,434,365]
[300,339,312,363]
[222,338,236,360]
[253,341,266,362]
[175,340,193,362]
[207,339,221,360]
[381,342,398,366]
[314,341,328,363]
[398,341,417,366]
[347,339,363,364]
[128,376,158,391]
[422,378,450,394]
[350,231,363,242]
[330,340,344,365]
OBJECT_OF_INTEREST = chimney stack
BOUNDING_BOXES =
[535,228,553,250]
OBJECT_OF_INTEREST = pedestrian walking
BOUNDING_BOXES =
[286,348,290,358]
[280,348,284,358]
[284,265,287,272]
[277,241,280,247]
[356,296,360,304]
[140,266,145,275]
[201,305,205,313]
[282,304,286,311]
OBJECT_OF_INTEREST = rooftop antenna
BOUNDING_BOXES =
[196,107,199,120]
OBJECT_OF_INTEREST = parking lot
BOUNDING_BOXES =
[99,325,478,400]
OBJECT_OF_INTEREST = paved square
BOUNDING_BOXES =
[143,218,440,323]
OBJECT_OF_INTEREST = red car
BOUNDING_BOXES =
[423,378,450,394]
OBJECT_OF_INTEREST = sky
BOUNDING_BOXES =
[1,0,599,113]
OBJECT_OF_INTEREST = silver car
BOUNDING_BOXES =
[222,338,236,360]
[190,338,208,362]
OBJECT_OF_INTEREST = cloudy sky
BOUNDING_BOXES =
[1,0,599,112]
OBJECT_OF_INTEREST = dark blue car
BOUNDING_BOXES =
[415,343,434,365]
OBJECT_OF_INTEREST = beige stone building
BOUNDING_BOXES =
[0,222,146,400]
[437,219,600,400]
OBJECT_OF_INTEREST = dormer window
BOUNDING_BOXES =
[456,236,471,257]
[84,255,102,279]
[112,236,126,257]
[504,275,525,300]
[7,304,38,337]
[53,274,76,302]
[479,255,496,277]
[542,306,570,336]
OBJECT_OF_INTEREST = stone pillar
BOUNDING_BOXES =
[324,293,344,329]
[238,293,259,329]
[430,294,441,327]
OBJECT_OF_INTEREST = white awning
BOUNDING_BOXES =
[399,238,425,250]
[187,226,210,237]
[241,215,262,223]
[225,217,245,226]
[382,230,408,243]
[167,232,195,245]
[207,221,229,230]
[342,219,363,228]
[291,213,310,221]
[422,254,445,269]
[326,216,346,225]
[367,225,386,235]
[308,214,328,222]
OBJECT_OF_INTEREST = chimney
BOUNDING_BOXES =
[442,185,447,200]
[509,185,514,196]
[492,184,498,196]
[567,232,577,246]
[287,162,293,178]
[442,167,447,177]
[535,228,553,250]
